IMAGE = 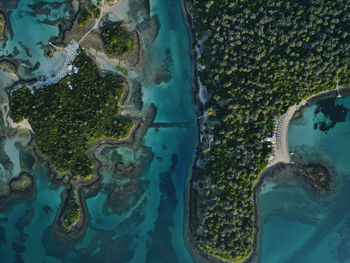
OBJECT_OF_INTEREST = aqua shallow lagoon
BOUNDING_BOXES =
[258,95,350,263]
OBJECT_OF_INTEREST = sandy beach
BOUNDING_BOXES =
[268,87,350,169]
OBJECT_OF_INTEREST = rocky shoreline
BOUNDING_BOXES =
[0,171,36,211]
[0,11,8,42]
[0,0,21,42]
[247,159,335,263]
[0,59,17,75]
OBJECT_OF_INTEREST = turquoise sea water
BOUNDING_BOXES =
[1,0,71,78]
[0,0,198,262]
[258,96,350,263]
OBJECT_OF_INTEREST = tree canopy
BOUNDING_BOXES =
[101,23,135,57]
[187,0,350,261]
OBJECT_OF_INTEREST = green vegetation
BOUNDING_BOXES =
[0,14,5,38]
[63,193,80,229]
[10,51,132,179]
[190,187,199,230]
[77,2,101,27]
[101,23,134,57]
[187,0,350,261]
[77,8,92,27]
[88,4,100,19]
[116,65,128,76]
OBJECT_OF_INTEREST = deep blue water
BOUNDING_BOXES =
[0,0,198,262]
[258,96,350,263]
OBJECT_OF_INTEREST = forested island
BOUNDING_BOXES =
[186,0,350,261]
[11,51,132,180]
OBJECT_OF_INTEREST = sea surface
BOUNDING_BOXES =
[258,95,350,263]
[1,0,72,78]
[0,0,198,263]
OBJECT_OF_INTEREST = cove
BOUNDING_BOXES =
[0,0,199,263]
[258,95,350,263]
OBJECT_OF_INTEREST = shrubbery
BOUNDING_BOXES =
[101,23,134,57]
[63,193,80,229]
[77,8,92,27]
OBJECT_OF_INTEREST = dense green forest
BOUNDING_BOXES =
[64,192,80,229]
[10,51,132,179]
[101,23,135,57]
[187,0,350,261]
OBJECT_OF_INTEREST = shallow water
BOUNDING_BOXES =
[258,96,350,263]
[0,0,71,78]
[0,0,198,262]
